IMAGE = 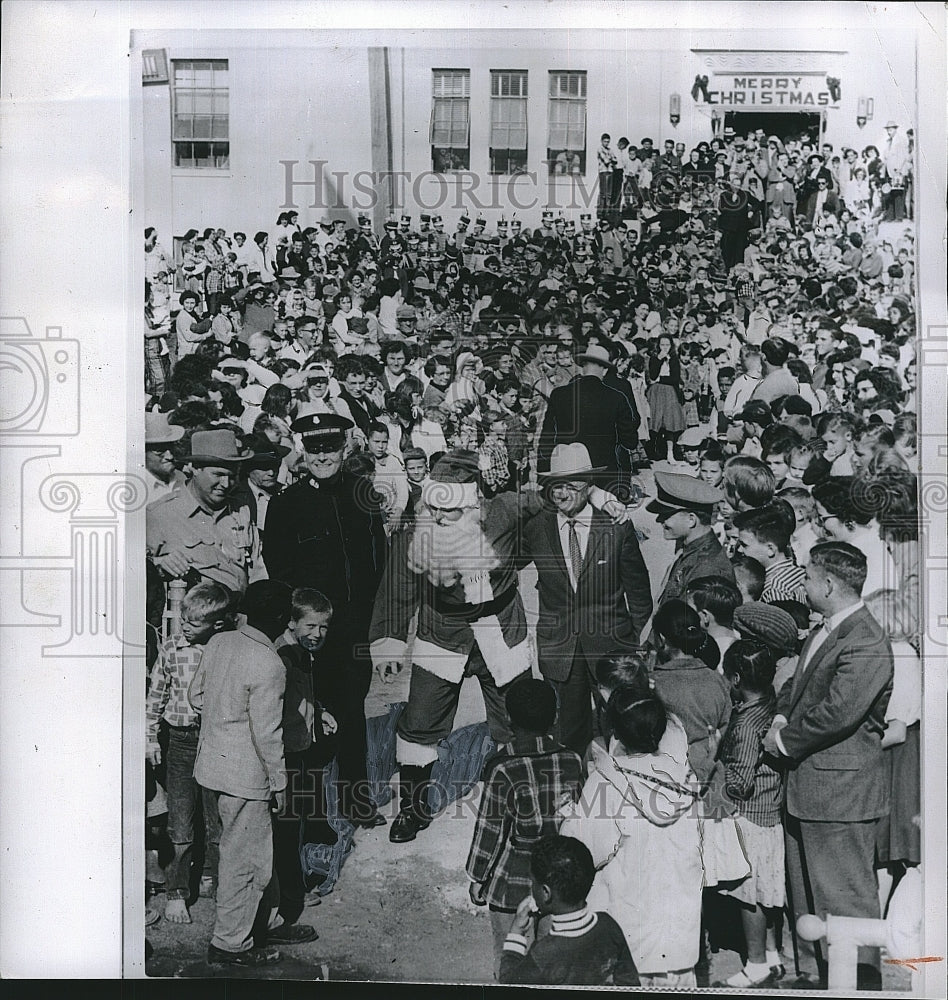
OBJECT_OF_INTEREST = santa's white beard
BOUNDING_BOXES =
[408,508,501,603]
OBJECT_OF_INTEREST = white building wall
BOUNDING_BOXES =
[141,43,372,241]
[137,28,916,239]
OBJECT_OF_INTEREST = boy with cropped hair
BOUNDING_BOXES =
[723,455,776,512]
[733,504,807,604]
[146,580,234,923]
[500,835,639,986]
[684,574,743,661]
[273,588,339,922]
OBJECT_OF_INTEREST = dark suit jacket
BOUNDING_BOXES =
[803,190,841,224]
[777,604,892,823]
[522,508,652,681]
[537,375,640,480]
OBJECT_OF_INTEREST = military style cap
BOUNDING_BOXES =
[646,470,725,520]
[291,412,353,448]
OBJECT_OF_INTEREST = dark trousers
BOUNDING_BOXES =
[397,644,522,756]
[720,230,748,270]
[272,745,334,919]
[785,813,882,978]
[165,725,221,894]
[315,627,374,821]
[545,646,604,756]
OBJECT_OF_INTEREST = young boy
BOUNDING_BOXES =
[761,439,793,491]
[698,441,727,488]
[273,588,338,923]
[466,678,584,981]
[365,421,409,530]
[733,504,807,604]
[731,554,766,603]
[146,581,233,923]
[192,580,318,966]
[777,486,822,568]
[500,835,639,986]
[675,427,707,476]
[684,575,743,662]
[402,446,428,519]
[818,412,858,476]
[723,456,776,512]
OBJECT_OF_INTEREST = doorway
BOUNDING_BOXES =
[723,111,823,145]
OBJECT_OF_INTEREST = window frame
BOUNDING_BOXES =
[547,70,588,176]
[170,58,230,171]
[489,70,529,176]
[430,69,471,173]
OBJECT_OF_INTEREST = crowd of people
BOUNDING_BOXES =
[143,120,921,987]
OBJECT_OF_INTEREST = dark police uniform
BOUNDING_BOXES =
[263,414,388,824]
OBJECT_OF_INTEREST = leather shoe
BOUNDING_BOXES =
[207,943,282,966]
[389,808,431,843]
[351,811,387,829]
[267,922,318,945]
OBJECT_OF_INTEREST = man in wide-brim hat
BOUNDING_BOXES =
[145,409,187,500]
[523,443,653,752]
[146,428,260,596]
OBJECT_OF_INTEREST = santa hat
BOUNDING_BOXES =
[422,450,480,510]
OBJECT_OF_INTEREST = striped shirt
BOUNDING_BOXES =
[466,736,583,910]
[145,634,205,753]
[762,557,808,604]
[502,906,638,986]
[716,689,782,827]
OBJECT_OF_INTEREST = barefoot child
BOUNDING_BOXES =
[145,581,233,923]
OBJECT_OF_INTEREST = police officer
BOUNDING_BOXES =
[263,413,388,828]
[646,471,735,613]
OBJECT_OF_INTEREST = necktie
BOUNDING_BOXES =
[567,519,582,588]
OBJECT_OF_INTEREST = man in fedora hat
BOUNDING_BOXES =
[238,432,291,540]
[263,412,388,828]
[369,449,633,843]
[145,410,186,501]
[538,341,640,500]
[147,427,261,596]
[521,443,652,753]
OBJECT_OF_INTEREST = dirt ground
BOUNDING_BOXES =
[144,465,912,991]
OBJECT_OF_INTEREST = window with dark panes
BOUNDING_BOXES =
[489,71,528,175]
[430,70,470,172]
[171,59,230,169]
[547,71,587,176]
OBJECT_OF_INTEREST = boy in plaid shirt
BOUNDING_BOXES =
[145,581,234,923]
[466,678,584,981]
